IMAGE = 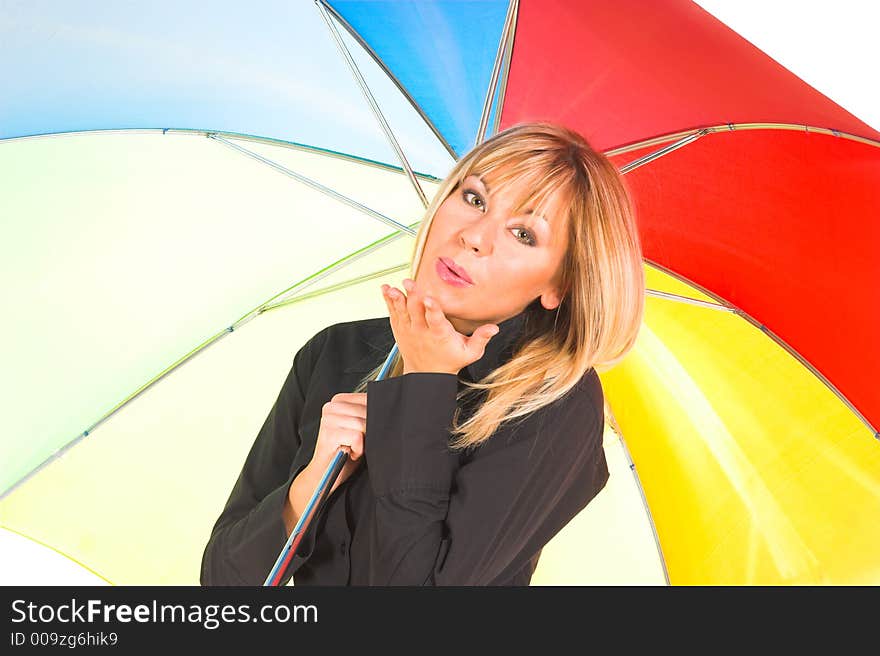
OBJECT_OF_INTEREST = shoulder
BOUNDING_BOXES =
[544,367,604,426]
[481,368,604,454]
[325,316,391,341]
[325,316,392,357]
[297,316,394,377]
[529,368,605,452]
[539,368,608,491]
[300,316,390,352]
[573,367,605,430]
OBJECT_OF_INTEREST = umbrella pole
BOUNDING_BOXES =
[263,343,399,586]
[263,449,349,586]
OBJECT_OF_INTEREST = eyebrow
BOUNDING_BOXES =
[475,175,491,195]
[525,209,549,224]
[473,175,550,224]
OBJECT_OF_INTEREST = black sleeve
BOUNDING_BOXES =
[362,371,608,585]
[199,326,329,586]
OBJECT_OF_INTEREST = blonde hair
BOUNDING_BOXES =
[354,122,644,451]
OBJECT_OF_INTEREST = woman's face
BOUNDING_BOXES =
[414,173,569,335]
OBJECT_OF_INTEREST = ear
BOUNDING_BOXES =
[539,287,563,311]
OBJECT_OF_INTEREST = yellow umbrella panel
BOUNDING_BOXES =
[596,265,880,585]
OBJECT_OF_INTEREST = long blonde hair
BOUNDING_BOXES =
[354,122,644,451]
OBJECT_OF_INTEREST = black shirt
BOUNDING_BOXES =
[200,308,609,586]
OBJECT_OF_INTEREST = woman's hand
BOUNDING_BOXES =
[381,278,500,375]
[305,392,367,496]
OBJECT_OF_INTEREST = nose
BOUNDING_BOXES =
[459,214,495,255]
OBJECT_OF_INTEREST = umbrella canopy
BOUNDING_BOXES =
[2,0,878,585]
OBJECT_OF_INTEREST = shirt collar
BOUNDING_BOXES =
[343,309,528,380]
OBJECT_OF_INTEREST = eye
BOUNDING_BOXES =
[511,227,536,246]
[462,188,485,211]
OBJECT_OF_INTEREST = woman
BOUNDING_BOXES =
[200,122,645,586]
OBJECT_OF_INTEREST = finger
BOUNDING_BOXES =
[327,402,365,418]
[396,280,416,328]
[348,432,364,460]
[406,281,428,330]
[329,395,368,420]
[332,392,367,404]
[384,284,409,333]
[331,400,367,417]
[387,285,409,327]
[326,412,367,431]
[327,401,367,420]
[466,323,500,357]
[335,430,364,459]
[423,296,451,336]
[381,285,399,325]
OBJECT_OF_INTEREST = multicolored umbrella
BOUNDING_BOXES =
[2,0,878,586]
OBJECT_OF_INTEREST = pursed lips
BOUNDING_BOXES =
[439,257,474,284]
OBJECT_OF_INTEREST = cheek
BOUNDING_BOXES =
[497,259,560,297]
[425,207,453,241]
[493,252,553,278]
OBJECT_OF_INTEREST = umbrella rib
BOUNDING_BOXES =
[248,224,418,313]
[0,128,443,183]
[619,129,709,173]
[319,1,458,161]
[208,134,417,237]
[644,260,879,441]
[610,122,880,164]
[734,311,879,441]
[262,263,411,312]
[491,0,519,138]
[315,0,429,209]
[604,410,672,586]
[476,0,519,146]
[645,289,733,311]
